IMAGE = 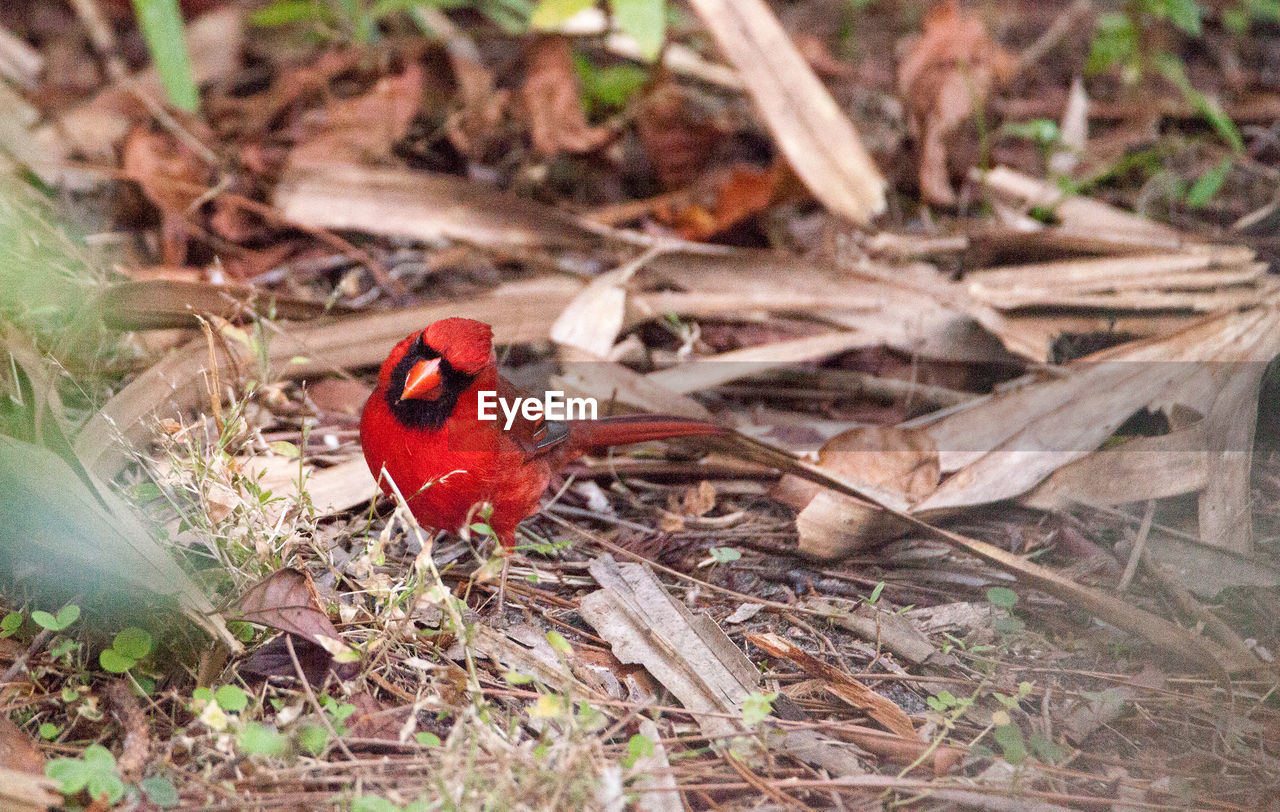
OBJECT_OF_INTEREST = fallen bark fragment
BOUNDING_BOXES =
[580,555,865,776]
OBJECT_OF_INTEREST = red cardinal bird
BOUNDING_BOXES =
[360,318,725,551]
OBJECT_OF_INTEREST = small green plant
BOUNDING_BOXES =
[46,744,126,805]
[1223,0,1280,33]
[707,546,741,565]
[415,730,442,747]
[237,722,289,757]
[1003,118,1063,169]
[98,627,153,674]
[1185,157,1232,207]
[0,610,22,637]
[621,732,654,768]
[319,694,358,735]
[139,775,180,808]
[298,723,330,756]
[990,714,1027,764]
[985,586,1025,636]
[31,604,79,632]
[865,581,886,606]
[740,690,777,726]
[575,55,649,116]
[214,684,249,712]
[926,689,974,716]
[1086,0,1242,153]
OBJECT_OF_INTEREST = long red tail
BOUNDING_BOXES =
[568,415,726,451]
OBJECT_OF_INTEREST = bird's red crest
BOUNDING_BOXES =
[423,317,494,374]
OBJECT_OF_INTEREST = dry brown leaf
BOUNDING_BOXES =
[521,36,611,156]
[549,252,653,358]
[914,306,1280,518]
[1022,427,1208,511]
[790,426,939,559]
[685,0,885,222]
[0,767,58,812]
[288,63,423,168]
[237,456,378,517]
[646,330,875,396]
[121,127,212,266]
[232,568,357,679]
[974,166,1183,248]
[897,0,1016,205]
[274,163,600,251]
[635,82,730,190]
[657,163,783,241]
[0,717,45,778]
[343,691,406,742]
[234,568,341,644]
[1049,76,1088,175]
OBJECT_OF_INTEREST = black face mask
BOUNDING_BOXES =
[385,334,478,431]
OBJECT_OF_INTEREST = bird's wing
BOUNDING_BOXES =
[497,375,571,459]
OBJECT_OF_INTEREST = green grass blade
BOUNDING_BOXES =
[131,0,200,111]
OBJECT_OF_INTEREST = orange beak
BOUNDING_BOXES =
[400,358,443,401]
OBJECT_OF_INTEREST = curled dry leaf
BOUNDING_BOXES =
[288,63,424,168]
[672,480,718,518]
[783,426,939,560]
[655,163,784,241]
[897,0,1016,205]
[521,36,612,156]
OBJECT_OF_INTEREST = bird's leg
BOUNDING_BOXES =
[496,554,510,616]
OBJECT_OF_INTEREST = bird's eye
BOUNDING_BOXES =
[411,332,427,356]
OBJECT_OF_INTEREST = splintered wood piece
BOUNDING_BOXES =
[581,555,865,776]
